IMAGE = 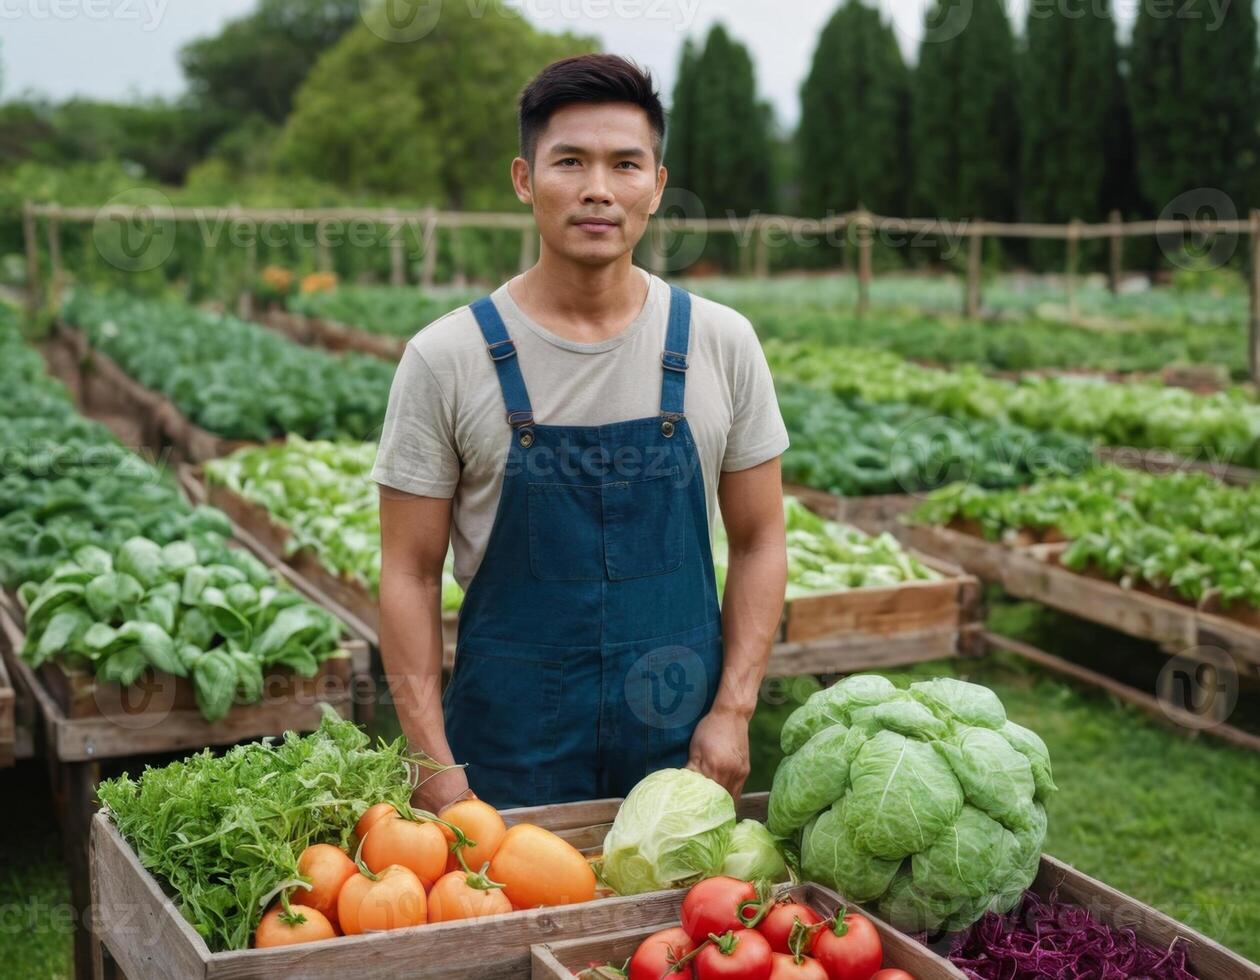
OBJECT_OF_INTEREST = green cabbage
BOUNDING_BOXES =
[721,819,789,883]
[601,768,735,894]
[773,674,1056,933]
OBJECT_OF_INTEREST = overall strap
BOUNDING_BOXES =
[659,284,691,417]
[470,295,535,434]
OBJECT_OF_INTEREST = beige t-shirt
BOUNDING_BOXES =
[372,267,789,590]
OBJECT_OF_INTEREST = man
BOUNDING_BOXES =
[373,53,788,813]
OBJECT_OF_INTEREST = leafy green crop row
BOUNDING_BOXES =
[286,285,474,338]
[204,437,464,609]
[209,439,943,607]
[769,342,1260,468]
[779,384,1094,495]
[62,290,397,441]
[0,304,346,719]
[911,466,1260,609]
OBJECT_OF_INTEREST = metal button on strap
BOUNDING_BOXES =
[519,430,534,448]
[660,419,675,437]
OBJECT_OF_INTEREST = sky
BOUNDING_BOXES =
[0,0,1138,130]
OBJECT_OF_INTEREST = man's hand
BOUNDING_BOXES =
[686,704,752,799]
[411,762,475,815]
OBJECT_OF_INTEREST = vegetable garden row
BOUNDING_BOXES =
[3,280,1259,978]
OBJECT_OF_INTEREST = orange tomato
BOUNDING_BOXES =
[354,802,398,843]
[362,815,448,889]
[337,865,427,935]
[487,823,596,909]
[254,903,336,947]
[427,869,514,923]
[437,799,507,871]
[296,844,357,930]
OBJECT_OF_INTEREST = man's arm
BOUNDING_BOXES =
[378,485,471,812]
[687,456,787,798]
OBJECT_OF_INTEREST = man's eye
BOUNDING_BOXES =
[558,158,580,166]
[617,161,639,169]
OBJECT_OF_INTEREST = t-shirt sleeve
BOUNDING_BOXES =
[371,343,460,498]
[722,315,790,472]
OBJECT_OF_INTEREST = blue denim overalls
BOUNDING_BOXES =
[441,284,724,808]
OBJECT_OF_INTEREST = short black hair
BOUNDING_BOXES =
[518,54,666,169]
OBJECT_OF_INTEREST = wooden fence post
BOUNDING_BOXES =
[22,201,41,314]
[856,208,872,317]
[519,226,538,273]
[46,208,64,311]
[1108,209,1123,294]
[238,221,257,320]
[451,225,465,287]
[754,215,770,278]
[420,209,438,290]
[315,220,332,274]
[965,221,983,318]
[1249,209,1260,384]
[1066,218,1081,321]
[388,215,407,287]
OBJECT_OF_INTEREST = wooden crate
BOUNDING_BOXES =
[0,639,14,768]
[90,793,763,980]
[530,882,967,979]
[1028,854,1260,979]
[783,481,921,535]
[0,600,359,764]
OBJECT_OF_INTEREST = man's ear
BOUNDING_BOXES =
[650,163,668,215]
[512,157,533,205]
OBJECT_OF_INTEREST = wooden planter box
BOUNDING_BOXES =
[257,309,407,362]
[530,882,966,979]
[0,600,360,763]
[784,481,921,535]
[0,641,14,768]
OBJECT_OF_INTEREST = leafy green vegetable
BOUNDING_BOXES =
[601,767,736,895]
[96,711,416,952]
[910,465,1260,609]
[18,537,343,721]
[721,819,789,883]
[715,497,940,599]
[287,285,475,338]
[61,289,397,441]
[772,674,1055,933]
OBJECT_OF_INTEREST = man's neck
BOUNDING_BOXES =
[508,251,649,345]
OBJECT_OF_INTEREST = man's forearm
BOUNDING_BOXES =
[378,569,451,763]
[715,534,787,718]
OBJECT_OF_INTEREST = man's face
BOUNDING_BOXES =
[513,101,666,267]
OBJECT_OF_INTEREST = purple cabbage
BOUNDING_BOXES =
[946,889,1199,979]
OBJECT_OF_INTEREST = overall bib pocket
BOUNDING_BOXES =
[527,481,605,581]
[602,467,684,580]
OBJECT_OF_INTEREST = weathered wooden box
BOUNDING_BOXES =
[529,882,966,979]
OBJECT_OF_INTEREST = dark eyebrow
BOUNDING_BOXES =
[549,143,647,159]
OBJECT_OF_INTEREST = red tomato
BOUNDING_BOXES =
[769,952,830,980]
[758,902,824,956]
[870,972,916,980]
[810,912,883,980]
[695,929,773,980]
[681,877,759,943]
[630,926,696,980]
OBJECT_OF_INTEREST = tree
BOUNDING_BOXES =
[180,0,362,127]
[1128,0,1259,218]
[1019,0,1130,265]
[665,39,700,196]
[911,0,1020,222]
[686,24,774,218]
[798,0,910,218]
[278,1,595,209]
